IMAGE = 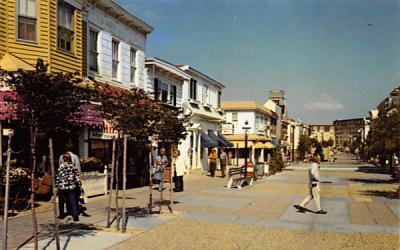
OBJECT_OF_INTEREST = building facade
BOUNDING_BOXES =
[0,0,84,74]
[309,125,335,145]
[334,118,367,149]
[178,65,226,171]
[221,101,277,165]
[0,0,153,171]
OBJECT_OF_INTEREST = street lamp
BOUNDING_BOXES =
[242,120,251,176]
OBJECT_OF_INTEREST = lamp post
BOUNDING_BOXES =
[242,120,251,176]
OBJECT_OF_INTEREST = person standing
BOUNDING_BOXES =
[59,143,88,216]
[295,155,327,214]
[208,149,217,177]
[154,148,168,191]
[59,143,81,172]
[219,148,227,178]
[56,153,81,221]
[173,150,186,192]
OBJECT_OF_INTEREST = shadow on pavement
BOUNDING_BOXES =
[348,178,398,184]
[356,165,386,174]
[360,190,400,199]
[16,223,97,249]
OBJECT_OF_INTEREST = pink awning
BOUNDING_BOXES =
[0,91,103,126]
[0,91,17,120]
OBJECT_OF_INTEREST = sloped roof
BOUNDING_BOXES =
[221,101,278,118]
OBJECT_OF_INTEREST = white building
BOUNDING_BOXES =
[145,57,189,108]
[221,101,277,166]
[78,0,152,160]
[83,0,152,90]
[178,65,226,172]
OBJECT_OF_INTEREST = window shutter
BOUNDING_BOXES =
[82,20,88,76]
[172,85,177,106]
[194,80,197,100]
[154,78,159,101]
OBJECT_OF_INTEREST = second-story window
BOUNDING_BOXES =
[89,29,98,72]
[232,112,238,122]
[130,47,136,83]
[17,0,37,42]
[190,79,197,100]
[112,39,119,79]
[58,2,74,52]
[202,86,209,104]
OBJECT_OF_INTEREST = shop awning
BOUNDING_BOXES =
[229,140,276,149]
[200,131,219,148]
[72,103,103,127]
[0,91,17,120]
[216,134,233,147]
[208,133,233,148]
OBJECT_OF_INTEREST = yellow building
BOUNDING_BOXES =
[0,0,83,74]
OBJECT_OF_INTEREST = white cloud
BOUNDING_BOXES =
[304,94,344,111]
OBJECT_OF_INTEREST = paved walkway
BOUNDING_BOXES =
[2,153,399,249]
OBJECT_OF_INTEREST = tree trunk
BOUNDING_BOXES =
[122,135,127,233]
[2,132,13,250]
[49,137,60,250]
[30,126,38,250]
[115,133,121,230]
[148,148,153,214]
[106,138,116,228]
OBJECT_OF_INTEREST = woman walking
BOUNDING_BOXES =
[56,153,81,222]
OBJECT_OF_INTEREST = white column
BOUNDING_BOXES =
[79,127,89,158]
[260,148,265,163]
[197,132,201,169]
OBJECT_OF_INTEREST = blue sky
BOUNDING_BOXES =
[117,0,400,124]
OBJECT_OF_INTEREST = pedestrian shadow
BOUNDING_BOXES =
[356,166,385,174]
[16,223,97,250]
[359,190,400,199]
[347,178,398,184]
[154,200,181,206]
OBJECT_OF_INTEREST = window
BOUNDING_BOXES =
[89,29,98,72]
[232,112,238,122]
[190,103,200,109]
[190,79,197,100]
[170,85,177,106]
[204,106,212,112]
[58,2,74,52]
[130,47,136,83]
[17,0,37,41]
[112,39,119,78]
[159,82,168,102]
[217,91,221,108]
[202,86,208,104]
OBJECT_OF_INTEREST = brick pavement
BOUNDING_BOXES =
[2,153,400,249]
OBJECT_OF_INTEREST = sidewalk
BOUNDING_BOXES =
[2,157,400,249]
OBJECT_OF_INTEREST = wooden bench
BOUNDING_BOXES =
[226,167,253,189]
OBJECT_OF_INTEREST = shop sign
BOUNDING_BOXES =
[221,123,233,135]
[90,131,115,140]
[3,128,14,136]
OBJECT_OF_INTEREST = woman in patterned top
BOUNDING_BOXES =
[56,153,81,221]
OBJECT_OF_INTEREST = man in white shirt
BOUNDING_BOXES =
[295,155,327,214]
[59,144,81,173]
